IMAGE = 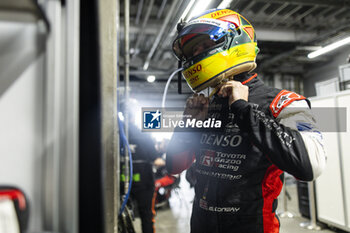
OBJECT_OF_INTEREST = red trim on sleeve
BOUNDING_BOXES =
[262,165,283,233]
[269,90,306,118]
[0,189,26,210]
[151,190,157,232]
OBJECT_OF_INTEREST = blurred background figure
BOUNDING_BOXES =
[154,139,179,209]
[1,1,350,233]
[120,99,164,233]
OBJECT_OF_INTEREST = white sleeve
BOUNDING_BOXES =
[277,100,327,180]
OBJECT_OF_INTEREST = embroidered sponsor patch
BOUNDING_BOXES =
[269,90,306,117]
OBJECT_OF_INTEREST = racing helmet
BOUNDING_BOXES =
[172,9,259,92]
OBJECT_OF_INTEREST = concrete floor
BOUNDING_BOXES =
[133,174,345,233]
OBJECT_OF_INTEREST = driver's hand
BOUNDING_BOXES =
[217,80,248,106]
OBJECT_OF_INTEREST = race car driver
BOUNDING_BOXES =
[166,9,326,233]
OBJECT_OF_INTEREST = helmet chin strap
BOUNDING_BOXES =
[208,82,224,98]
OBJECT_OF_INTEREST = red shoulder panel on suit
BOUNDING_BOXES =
[269,90,306,118]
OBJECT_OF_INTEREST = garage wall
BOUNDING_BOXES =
[0,22,45,232]
[311,91,350,231]
[303,47,350,97]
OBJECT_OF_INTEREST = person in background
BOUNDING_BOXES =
[166,9,326,233]
[120,99,164,233]
[153,139,177,208]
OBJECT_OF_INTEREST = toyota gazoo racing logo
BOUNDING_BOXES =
[200,149,215,167]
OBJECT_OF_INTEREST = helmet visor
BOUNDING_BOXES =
[173,21,233,61]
